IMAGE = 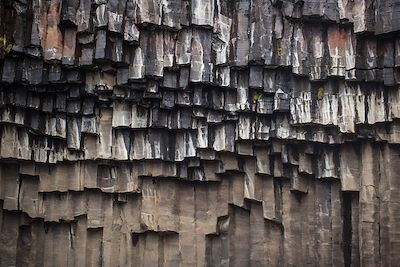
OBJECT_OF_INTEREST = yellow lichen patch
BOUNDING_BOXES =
[252,91,260,102]
[317,87,324,100]
[0,36,13,54]
[277,47,283,57]
[4,43,13,54]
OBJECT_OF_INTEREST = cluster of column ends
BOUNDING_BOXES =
[0,0,400,266]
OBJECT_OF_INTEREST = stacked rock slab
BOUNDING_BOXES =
[0,0,400,266]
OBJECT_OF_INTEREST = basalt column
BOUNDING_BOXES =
[0,0,400,266]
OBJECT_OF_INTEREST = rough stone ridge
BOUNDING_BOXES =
[0,0,400,266]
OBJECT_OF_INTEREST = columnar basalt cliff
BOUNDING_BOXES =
[0,0,400,266]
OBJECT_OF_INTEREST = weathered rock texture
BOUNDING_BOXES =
[0,0,400,266]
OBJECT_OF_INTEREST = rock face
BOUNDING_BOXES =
[0,0,400,266]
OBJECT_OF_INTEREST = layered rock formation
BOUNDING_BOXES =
[0,0,400,266]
